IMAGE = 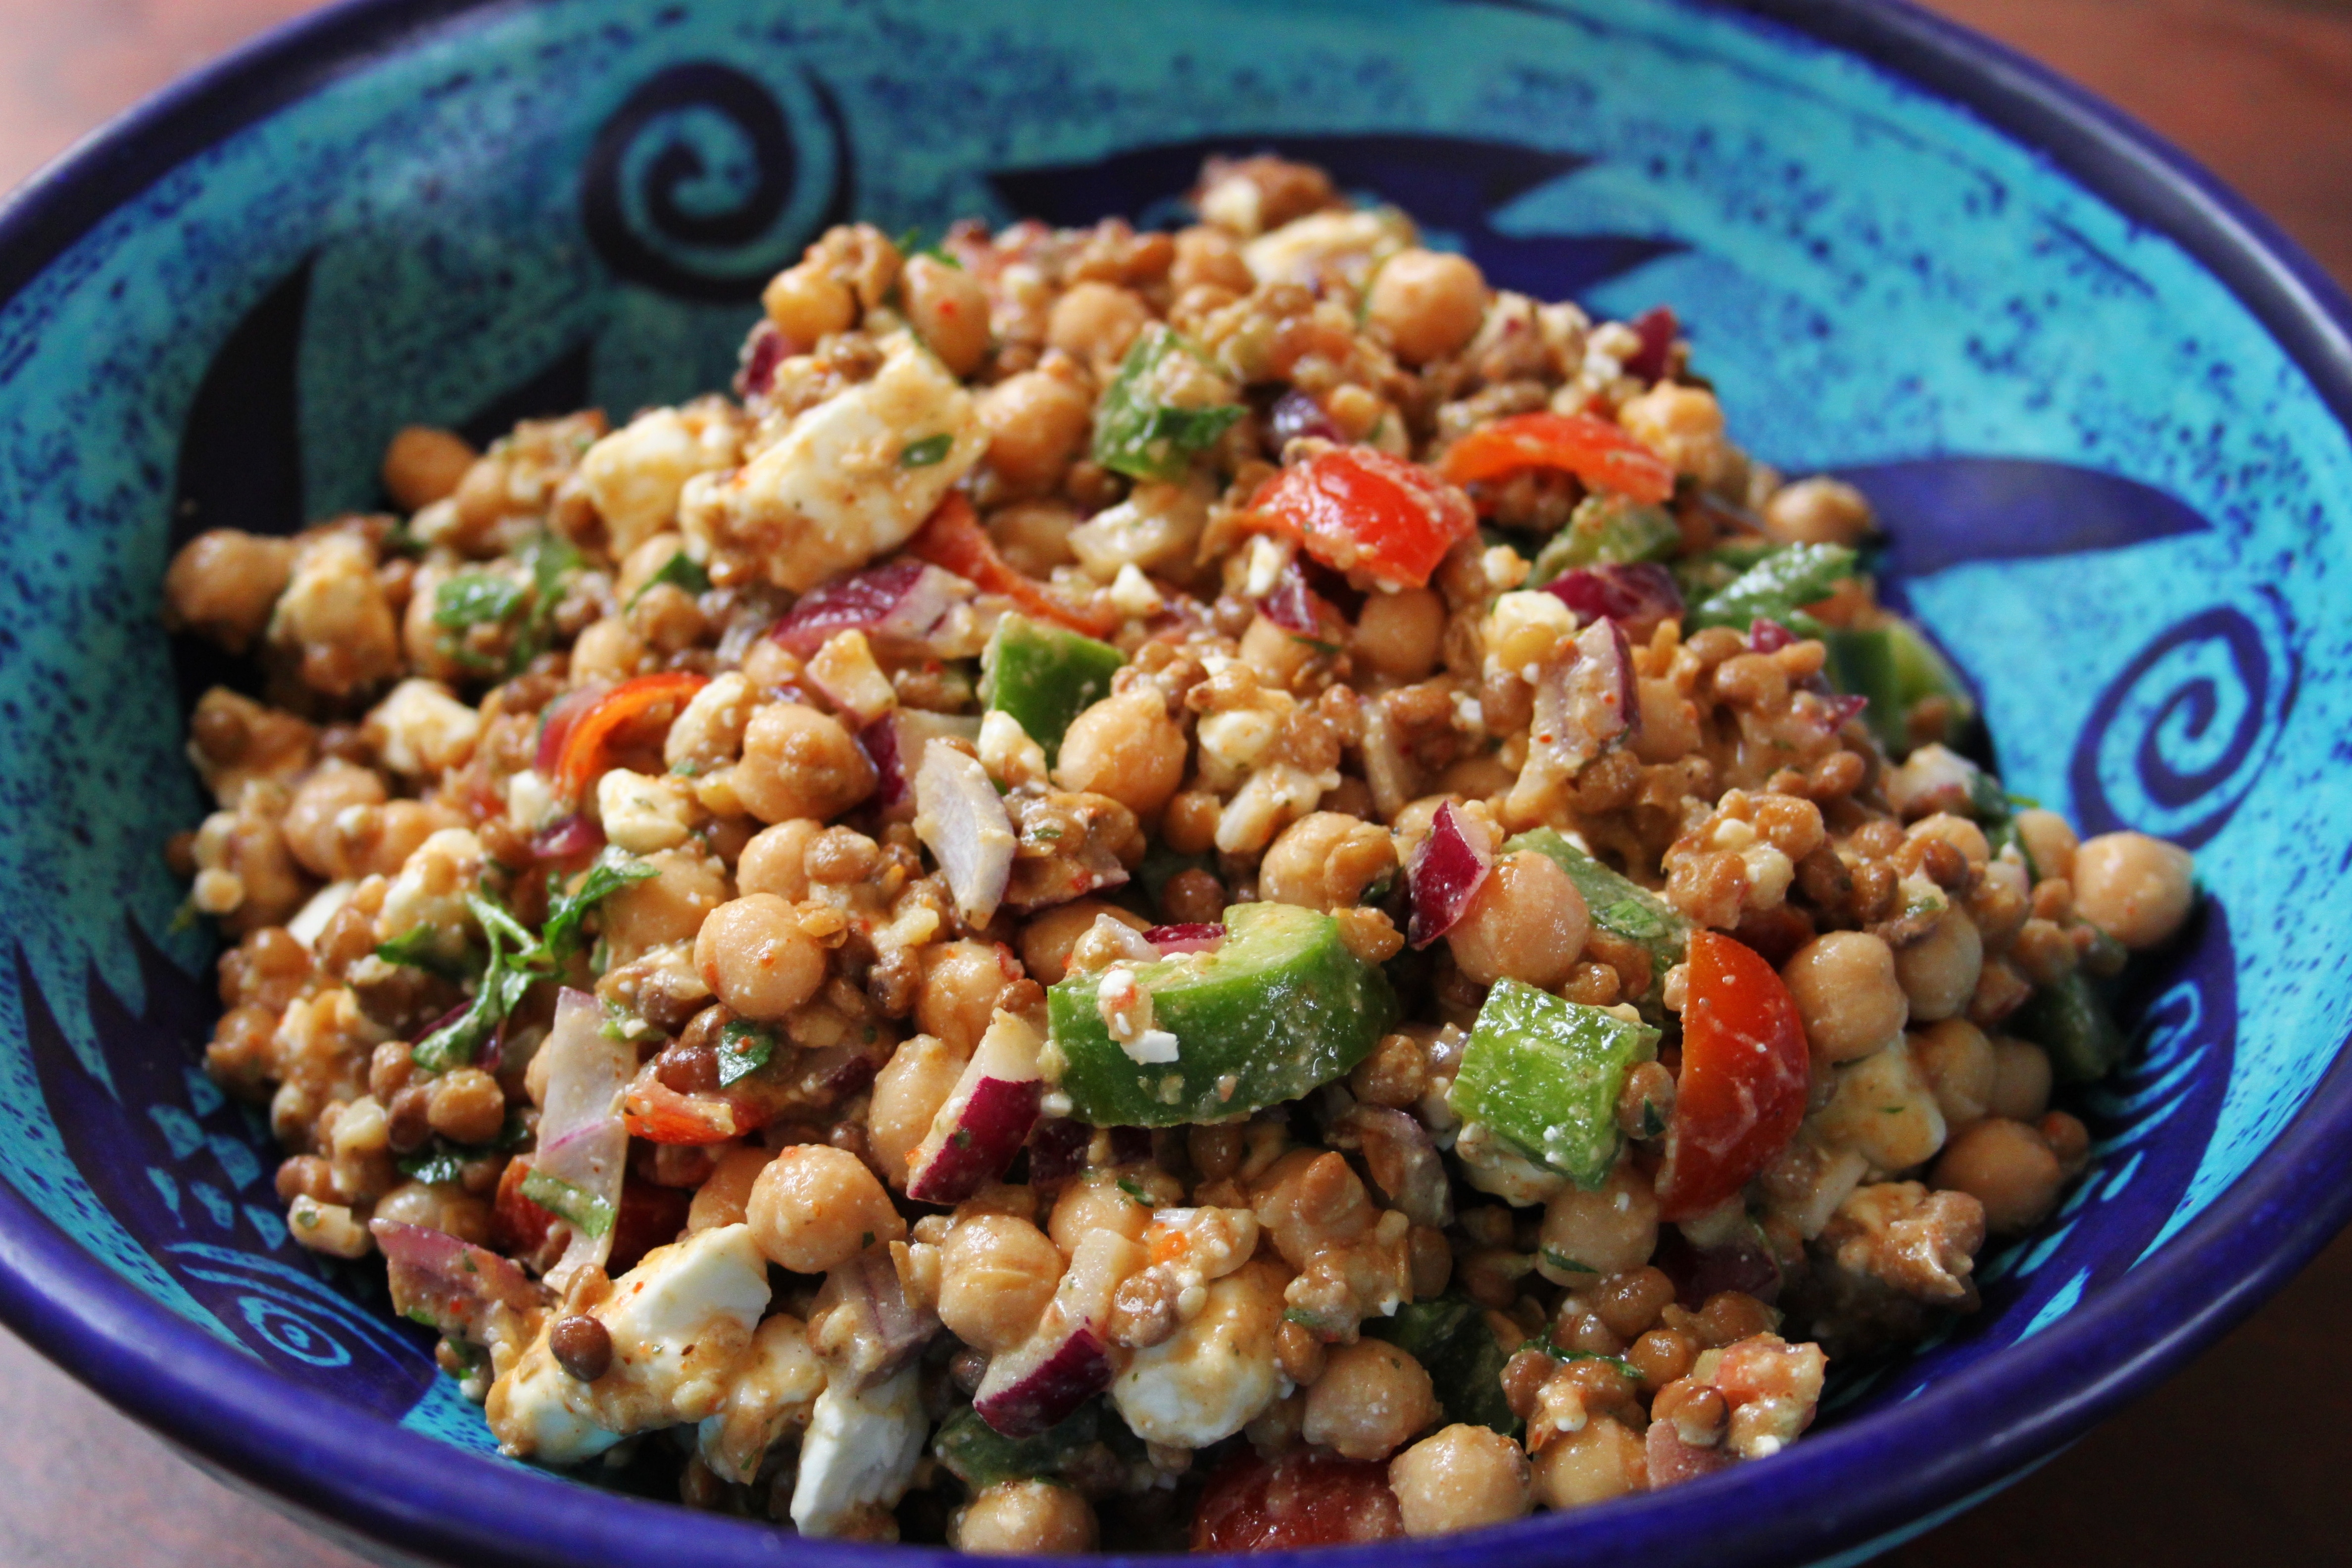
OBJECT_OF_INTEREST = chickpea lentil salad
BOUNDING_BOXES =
[165,154,2199,1553]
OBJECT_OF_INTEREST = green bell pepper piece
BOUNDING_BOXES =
[1451,979,1659,1188]
[2012,972,2127,1084]
[980,612,1125,765]
[1044,902,1397,1127]
[1821,620,1978,759]
[1686,543,1857,632]
[1530,494,1680,581]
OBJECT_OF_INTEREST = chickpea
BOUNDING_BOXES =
[979,371,1093,493]
[747,1144,904,1273]
[280,761,387,880]
[1388,1423,1532,1537]
[381,426,478,511]
[988,500,1081,578]
[1987,1037,2054,1123]
[1055,689,1186,818]
[568,615,650,684]
[694,894,827,1020]
[2013,808,2079,882]
[1895,907,1983,1023]
[1447,850,1590,990]
[425,1067,508,1146]
[1367,250,1487,367]
[1932,1117,2063,1233]
[598,847,729,968]
[164,529,295,652]
[1531,1416,1646,1511]
[953,1480,1098,1555]
[1912,1018,1997,1129]
[735,819,819,901]
[2072,832,2195,949]
[938,1214,1065,1352]
[868,1034,970,1188]
[762,260,857,343]
[1048,1169,1153,1256]
[1781,931,1909,1063]
[916,940,1015,1054]
[371,1179,492,1244]
[1762,476,1875,547]
[733,702,877,824]
[901,255,991,377]
[1538,1161,1659,1286]
[1046,282,1149,372]
[1171,226,1255,294]
[1260,812,1399,913]
[1349,587,1445,683]
[1303,1340,1440,1460]
[1815,1038,1948,1173]
[1021,900,1147,986]
[687,1146,772,1232]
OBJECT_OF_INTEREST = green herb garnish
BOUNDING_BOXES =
[627,549,710,606]
[519,1167,614,1238]
[900,432,955,468]
[716,1019,777,1087]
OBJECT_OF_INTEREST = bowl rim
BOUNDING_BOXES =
[0,1,2348,1565]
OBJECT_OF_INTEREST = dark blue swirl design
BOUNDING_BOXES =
[22,925,437,1416]
[2067,598,2298,849]
[581,63,852,302]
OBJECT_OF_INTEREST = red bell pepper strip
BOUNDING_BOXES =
[906,493,1119,638]
[551,671,710,802]
[1249,446,1477,591]
[1657,930,1811,1222]
[1439,410,1677,506]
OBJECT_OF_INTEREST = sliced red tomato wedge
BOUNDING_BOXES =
[1438,410,1676,506]
[905,493,1119,637]
[1249,446,1476,591]
[1657,930,1811,1222]
[551,671,711,802]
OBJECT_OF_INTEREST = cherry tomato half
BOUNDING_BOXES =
[1250,446,1477,591]
[1657,930,1810,1222]
[1192,1451,1404,1553]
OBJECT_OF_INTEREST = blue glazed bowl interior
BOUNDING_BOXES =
[1,1,2349,1565]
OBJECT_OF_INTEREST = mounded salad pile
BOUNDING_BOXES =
[165,154,2198,1552]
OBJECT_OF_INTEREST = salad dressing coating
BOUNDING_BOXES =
[166,153,2196,1552]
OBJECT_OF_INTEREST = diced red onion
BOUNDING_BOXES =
[529,814,603,862]
[860,709,982,815]
[1542,562,1685,639]
[736,320,791,399]
[1647,1413,1737,1488]
[1257,568,1330,638]
[533,684,609,777]
[816,1246,938,1392]
[371,1219,539,1337]
[1622,306,1679,383]
[1406,800,1493,949]
[912,741,1016,924]
[536,987,633,1291]
[1268,388,1342,447]
[1747,617,1798,654]
[1143,923,1225,956]
[769,561,967,655]
[1332,1105,1452,1228]
[1026,1119,1091,1189]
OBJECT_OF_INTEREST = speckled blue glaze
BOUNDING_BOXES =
[0,2,2345,1565]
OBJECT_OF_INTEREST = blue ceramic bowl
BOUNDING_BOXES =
[0,0,2346,1564]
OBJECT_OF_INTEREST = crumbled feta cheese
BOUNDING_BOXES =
[365,679,482,778]
[978,709,1048,792]
[596,768,697,854]
[1109,563,1164,618]
[790,1362,926,1537]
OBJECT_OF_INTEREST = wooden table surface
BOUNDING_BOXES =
[3,1,2348,1563]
